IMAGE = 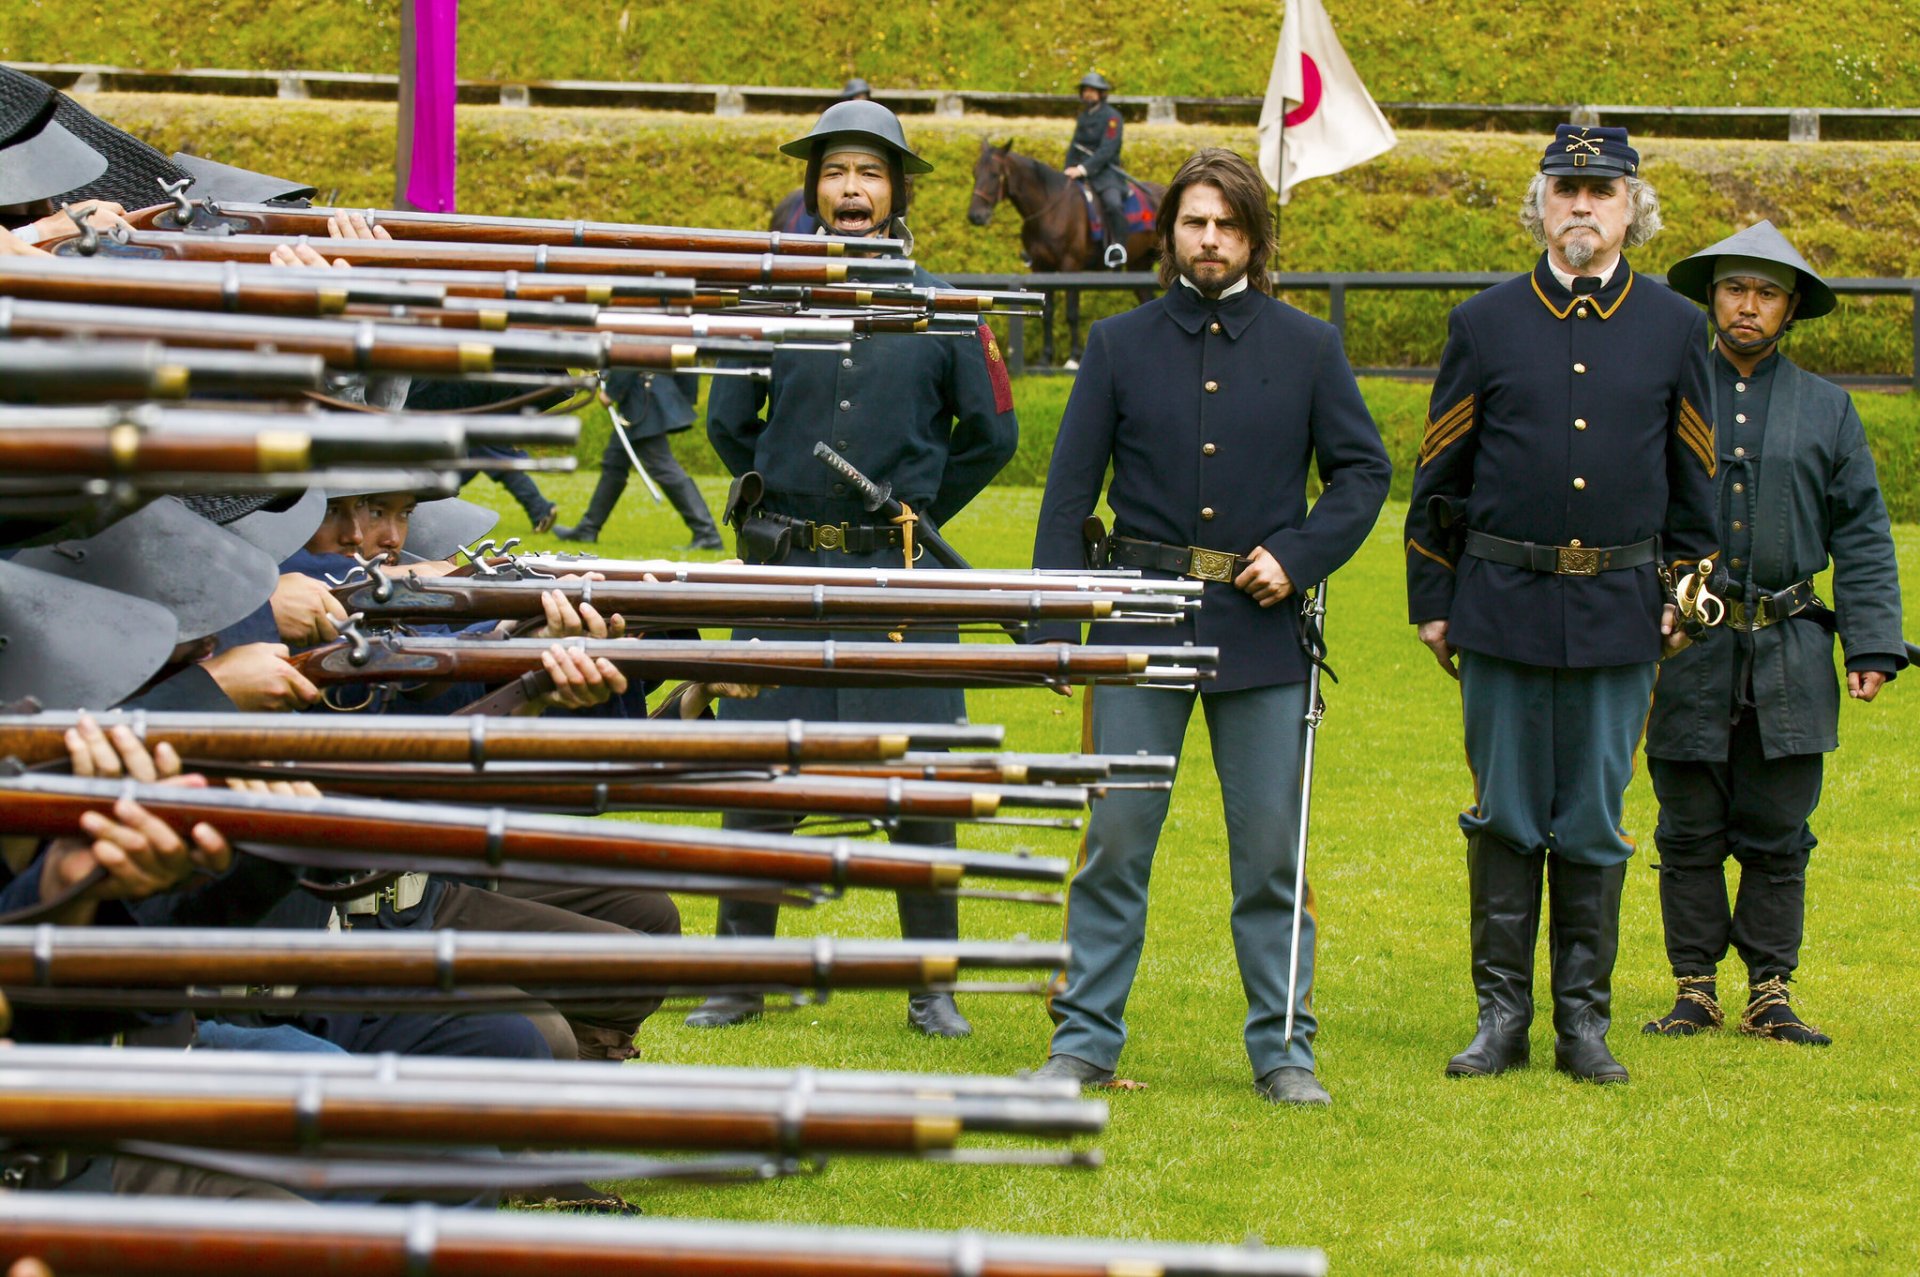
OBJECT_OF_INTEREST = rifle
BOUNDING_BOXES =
[0,340,328,402]
[0,297,781,376]
[57,228,919,284]
[0,772,1070,899]
[329,567,1186,629]
[0,708,995,767]
[133,198,908,259]
[0,1195,1329,1277]
[510,551,1206,599]
[738,281,1046,316]
[196,761,1091,825]
[809,750,1178,786]
[0,254,447,314]
[230,259,701,304]
[0,1061,1103,1157]
[0,930,1070,1010]
[288,629,1218,691]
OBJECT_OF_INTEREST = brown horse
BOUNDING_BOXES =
[966,139,1165,366]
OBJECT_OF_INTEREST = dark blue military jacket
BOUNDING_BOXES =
[1405,255,1718,668]
[707,263,1019,724]
[1032,284,1392,693]
[606,369,698,441]
[1065,102,1125,189]
[1648,351,1907,760]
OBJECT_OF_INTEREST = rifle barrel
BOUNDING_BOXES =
[511,553,1206,596]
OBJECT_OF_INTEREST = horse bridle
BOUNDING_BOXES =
[970,153,1078,228]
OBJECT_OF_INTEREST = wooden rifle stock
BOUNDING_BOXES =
[0,255,444,315]
[0,341,327,402]
[134,199,907,259]
[0,1195,1330,1277]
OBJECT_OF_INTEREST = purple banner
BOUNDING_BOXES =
[404,0,458,212]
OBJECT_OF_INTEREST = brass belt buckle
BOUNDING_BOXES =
[1186,547,1238,583]
[1556,545,1601,576]
[813,522,845,551]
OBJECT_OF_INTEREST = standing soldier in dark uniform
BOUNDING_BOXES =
[554,370,724,550]
[1064,72,1130,268]
[1031,148,1391,1106]
[1406,125,1718,1085]
[691,100,1020,1037]
[1642,222,1907,1045]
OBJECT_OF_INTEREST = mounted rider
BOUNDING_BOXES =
[1064,71,1130,268]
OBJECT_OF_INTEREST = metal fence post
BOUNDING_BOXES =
[1006,312,1027,377]
[1911,289,1919,394]
[1328,283,1347,338]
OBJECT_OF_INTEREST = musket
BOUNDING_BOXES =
[328,567,1187,628]
[132,198,908,258]
[0,467,468,519]
[0,772,1070,897]
[0,1196,1329,1277]
[738,281,1046,315]
[0,297,781,375]
[288,629,1218,690]
[0,930,1070,1008]
[811,750,1178,785]
[198,761,1091,823]
[508,551,1205,599]
[0,404,580,459]
[0,254,447,314]
[0,1064,1102,1156]
[57,228,919,284]
[244,260,701,303]
[0,709,995,767]
[0,340,328,402]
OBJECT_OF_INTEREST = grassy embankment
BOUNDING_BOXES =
[7,0,1918,107]
[457,472,1920,1276]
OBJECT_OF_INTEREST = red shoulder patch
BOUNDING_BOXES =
[1106,117,1119,137]
[978,324,1014,414]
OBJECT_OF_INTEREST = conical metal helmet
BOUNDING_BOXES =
[1666,220,1837,321]
[778,100,933,175]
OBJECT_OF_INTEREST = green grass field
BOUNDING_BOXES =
[460,469,1920,1274]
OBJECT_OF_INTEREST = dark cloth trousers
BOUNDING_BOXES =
[575,430,719,543]
[1649,711,1823,982]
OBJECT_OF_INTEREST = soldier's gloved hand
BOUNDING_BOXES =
[1659,603,1692,659]
[1417,619,1459,680]
[200,642,322,712]
[271,572,351,645]
[1233,546,1295,608]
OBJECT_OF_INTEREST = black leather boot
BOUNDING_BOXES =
[683,897,777,1028]
[1446,833,1543,1077]
[1547,854,1629,1083]
[553,468,629,543]
[898,887,970,1038]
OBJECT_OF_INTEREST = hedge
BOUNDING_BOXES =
[6,1,1919,108]
[83,93,1920,377]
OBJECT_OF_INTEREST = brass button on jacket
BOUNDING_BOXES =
[1203,443,1217,456]
[1200,506,1215,520]
[1573,477,1586,490]
[1204,380,1219,394]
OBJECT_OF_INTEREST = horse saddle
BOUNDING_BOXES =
[1076,176,1154,243]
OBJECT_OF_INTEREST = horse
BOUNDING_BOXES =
[965,138,1165,366]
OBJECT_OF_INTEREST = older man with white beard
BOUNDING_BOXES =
[1405,125,1719,1087]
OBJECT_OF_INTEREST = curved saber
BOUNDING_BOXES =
[1283,579,1330,1049]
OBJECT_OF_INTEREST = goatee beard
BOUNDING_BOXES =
[1563,238,1597,270]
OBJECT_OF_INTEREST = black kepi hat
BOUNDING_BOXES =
[1664,219,1837,321]
[1540,124,1639,180]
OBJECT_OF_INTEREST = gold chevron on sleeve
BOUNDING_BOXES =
[1407,537,1455,571]
[1418,394,1476,465]
[1676,397,1716,476]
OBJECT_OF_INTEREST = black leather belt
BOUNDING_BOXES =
[1463,530,1658,577]
[761,511,906,555]
[1726,579,1816,631]
[1106,535,1248,583]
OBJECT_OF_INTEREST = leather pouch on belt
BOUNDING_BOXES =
[1081,515,1110,571]
[737,514,793,565]
[722,471,765,529]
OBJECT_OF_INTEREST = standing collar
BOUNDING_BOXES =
[1530,252,1635,321]
[1713,345,1781,379]
[1547,256,1618,292]
[1162,277,1262,337]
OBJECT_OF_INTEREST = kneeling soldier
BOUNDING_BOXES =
[1642,222,1906,1045]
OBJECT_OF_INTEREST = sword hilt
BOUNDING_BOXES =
[812,442,891,513]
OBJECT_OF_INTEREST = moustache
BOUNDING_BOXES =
[1555,217,1603,235]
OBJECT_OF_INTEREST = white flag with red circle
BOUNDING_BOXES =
[1257,0,1396,203]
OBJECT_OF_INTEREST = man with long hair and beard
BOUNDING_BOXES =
[1030,147,1390,1106]
[1407,125,1719,1086]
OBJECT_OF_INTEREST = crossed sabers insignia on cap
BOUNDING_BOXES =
[1563,131,1604,157]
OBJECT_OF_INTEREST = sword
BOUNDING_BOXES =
[812,442,969,570]
[603,382,664,504]
[1283,578,1331,1050]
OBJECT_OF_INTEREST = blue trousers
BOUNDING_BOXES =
[1049,682,1317,1076]
[1458,651,1660,867]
